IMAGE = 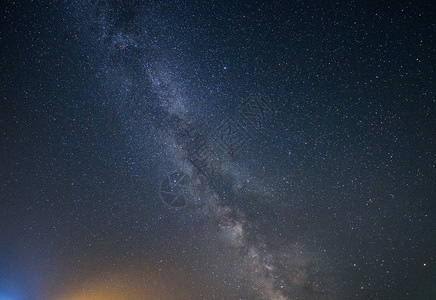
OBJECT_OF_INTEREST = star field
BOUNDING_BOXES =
[0,1,435,299]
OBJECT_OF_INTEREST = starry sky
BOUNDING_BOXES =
[1,1,435,299]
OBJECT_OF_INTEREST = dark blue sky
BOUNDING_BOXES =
[1,1,435,299]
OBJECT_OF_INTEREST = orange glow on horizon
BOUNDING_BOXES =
[53,283,150,300]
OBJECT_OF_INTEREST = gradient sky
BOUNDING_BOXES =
[1,1,435,299]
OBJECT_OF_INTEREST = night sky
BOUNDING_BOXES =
[1,1,435,299]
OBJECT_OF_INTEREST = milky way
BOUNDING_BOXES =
[1,1,434,299]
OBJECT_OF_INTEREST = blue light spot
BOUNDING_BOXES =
[0,290,22,300]
[223,66,227,70]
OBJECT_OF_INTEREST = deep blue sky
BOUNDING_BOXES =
[1,1,435,299]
